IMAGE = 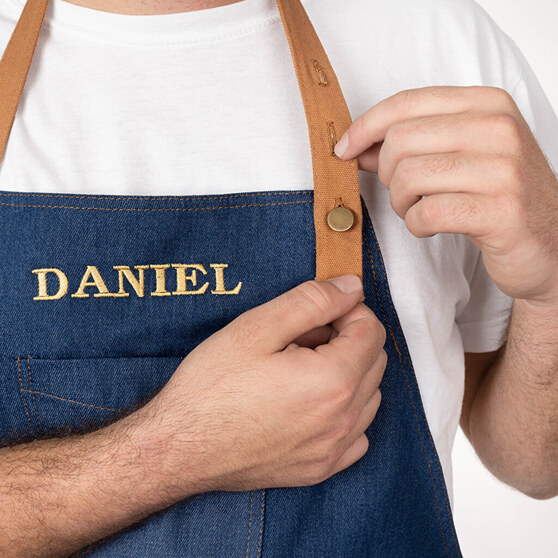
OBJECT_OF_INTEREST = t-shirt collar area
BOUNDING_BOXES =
[7,0,309,45]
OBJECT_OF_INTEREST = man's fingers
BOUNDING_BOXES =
[404,192,505,238]
[330,391,382,477]
[330,434,369,475]
[377,112,525,185]
[292,325,335,349]
[328,302,378,336]
[351,390,382,442]
[335,86,519,160]
[315,303,386,379]
[387,152,517,219]
[350,351,387,412]
[236,275,364,353]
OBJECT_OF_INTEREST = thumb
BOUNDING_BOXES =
[241,275,365,353]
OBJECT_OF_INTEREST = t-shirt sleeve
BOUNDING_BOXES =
[456,252,512,353]
[455,23,558,354]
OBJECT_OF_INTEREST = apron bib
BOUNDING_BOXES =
[0,1,462,556]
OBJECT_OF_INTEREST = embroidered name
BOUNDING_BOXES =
[32,264,242,300]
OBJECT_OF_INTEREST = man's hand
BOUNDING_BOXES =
[334,85,558,307]
[139,274,386,497]
[0,275,387,557]
[334,86,558,498]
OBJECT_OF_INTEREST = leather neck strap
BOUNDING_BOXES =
[0,0,362,281]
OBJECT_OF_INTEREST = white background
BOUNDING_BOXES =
[452,1,558,557]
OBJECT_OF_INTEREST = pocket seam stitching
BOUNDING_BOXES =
[16,357,36,436]
[19,388,119,413]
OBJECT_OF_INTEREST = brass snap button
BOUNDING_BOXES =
[327,206,354,232]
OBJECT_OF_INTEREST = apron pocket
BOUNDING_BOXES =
[1,355,182,442]
[0,355,267,557]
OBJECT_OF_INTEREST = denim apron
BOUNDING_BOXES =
[0,1,462,556]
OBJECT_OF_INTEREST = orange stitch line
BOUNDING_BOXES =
[366,221,460,554]
[256,489,265,557]
[364,233,451,558]
[0,190,310,201]
[0,200,312,213]
[245,490,254,558]
[390,330,402,358]
[26,355,44,434]
[16,358,36,435]
[20,389,118,413]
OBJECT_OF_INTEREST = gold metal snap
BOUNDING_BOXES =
[327,206,354,232]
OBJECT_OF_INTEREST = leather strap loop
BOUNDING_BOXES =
[0,0,362,281]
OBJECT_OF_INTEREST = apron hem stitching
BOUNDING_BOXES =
[0,190,312,202]
[0,200,313,212]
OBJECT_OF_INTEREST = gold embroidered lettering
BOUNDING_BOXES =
[113,265,148,297]
[210,264,242,295]
[71,266,121,298]
[32,263,243,300]
[171,264,209,295]
[150,264,171,297]
[32,268,69,301]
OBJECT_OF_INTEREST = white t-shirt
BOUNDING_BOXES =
[1,0,558,505]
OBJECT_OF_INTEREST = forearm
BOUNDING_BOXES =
[0,406,192,557]
[465,298,558,499]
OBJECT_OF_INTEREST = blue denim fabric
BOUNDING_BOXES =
[0,189,462,557]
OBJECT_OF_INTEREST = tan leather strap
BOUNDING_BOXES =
[0,0,362,281]
[275,0,362,281]
[0,0,49,164]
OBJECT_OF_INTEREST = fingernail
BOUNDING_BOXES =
[334,133,349,158]
[327,274,362,293]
